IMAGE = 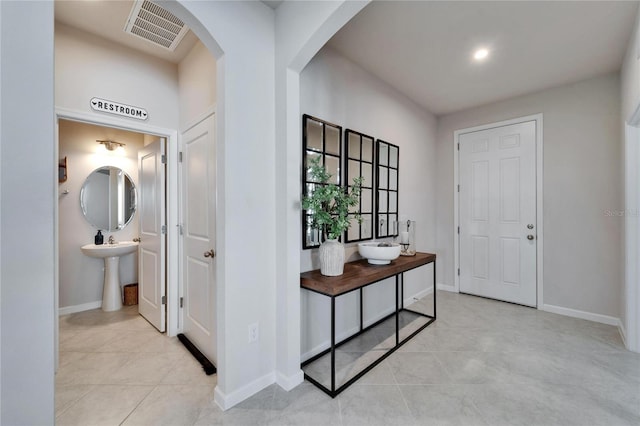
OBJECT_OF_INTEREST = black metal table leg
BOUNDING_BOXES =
[359,287,363,332]
[401,273,404,309]
[331,296,336,393]
[395,274,399,346]
[433,261,437,318]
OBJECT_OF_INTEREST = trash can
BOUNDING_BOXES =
[123,283,138,306]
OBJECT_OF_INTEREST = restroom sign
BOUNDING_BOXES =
[90,97,148,121]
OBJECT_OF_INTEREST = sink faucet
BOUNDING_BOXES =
[108,235,115,244]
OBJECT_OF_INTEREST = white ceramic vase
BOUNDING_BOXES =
[319,238,344,276]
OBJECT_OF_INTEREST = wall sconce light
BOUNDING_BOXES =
[96,140,126,154]
[96,140,125,151]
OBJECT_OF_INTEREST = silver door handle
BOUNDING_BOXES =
[527,224,534,229]
[204,249,215,258]
[527,235,535,240]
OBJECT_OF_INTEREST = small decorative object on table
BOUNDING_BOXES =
[302,156,363,276]
[397,220,416,256]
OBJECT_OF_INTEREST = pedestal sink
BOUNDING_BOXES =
[81,241,139,311]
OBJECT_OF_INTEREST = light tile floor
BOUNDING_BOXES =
[57,291,640,425]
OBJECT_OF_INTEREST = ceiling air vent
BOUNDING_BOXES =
[124,0,189,51]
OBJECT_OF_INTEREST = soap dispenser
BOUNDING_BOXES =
[95,230,104,245]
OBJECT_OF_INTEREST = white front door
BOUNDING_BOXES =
[459,121,537,306]
[138,138,166,331]
[181,113,217,363]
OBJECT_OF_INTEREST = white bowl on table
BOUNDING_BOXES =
[358,242,401,265]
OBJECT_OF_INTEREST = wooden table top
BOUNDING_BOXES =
[300,252,436,297]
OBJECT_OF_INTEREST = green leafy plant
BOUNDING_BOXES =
[302,156,363,241]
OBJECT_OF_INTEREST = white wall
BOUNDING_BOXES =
[178,40,217,130]
[55,23,179,130]
[58,120,144,312]
[299,47,437,359]
[1,1,55,423]
[622,10,640,123]
[437,72,622,319]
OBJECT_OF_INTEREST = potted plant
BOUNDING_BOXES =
[302,156,363,276]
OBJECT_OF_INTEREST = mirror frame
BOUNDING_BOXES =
[80,166,137,231]
[344,129,375,243]
[301,114,343,249]
[375,139,399,239]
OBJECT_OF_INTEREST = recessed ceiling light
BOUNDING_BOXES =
[474,48,489,61]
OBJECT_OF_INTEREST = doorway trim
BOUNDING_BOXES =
[453,113,544,307]
[55,106,181,336]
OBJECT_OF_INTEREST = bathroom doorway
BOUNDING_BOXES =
[56,114,179,334]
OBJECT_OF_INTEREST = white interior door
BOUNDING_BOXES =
[459,121,537,306]
[181,113,217,363]
[138,138,166,332]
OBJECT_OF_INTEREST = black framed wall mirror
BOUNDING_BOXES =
[375,140,399,239]
[302,114,342,249]
[345,129,374,243]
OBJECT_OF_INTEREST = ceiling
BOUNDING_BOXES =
[55,0,282,64]
[55,1,639,114]
[327,1,639,116]
[55,0,199,64]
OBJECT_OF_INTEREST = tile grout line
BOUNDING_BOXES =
[118,384,158,426]
[54,383,97,420]
[395,383,416,423]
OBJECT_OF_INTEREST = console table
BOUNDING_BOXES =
[300,252,436,397]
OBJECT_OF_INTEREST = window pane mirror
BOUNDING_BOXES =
[302,114,342,249]
[345,129,375,243]
[80,166,137,231]
[375,140,399,239]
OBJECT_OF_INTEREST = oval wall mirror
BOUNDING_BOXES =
[80,166,137,231]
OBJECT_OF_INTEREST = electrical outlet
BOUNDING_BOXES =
[248,322,259,343]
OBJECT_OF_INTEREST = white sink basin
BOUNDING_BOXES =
[358,242,401,265]
[81,241,138,312]
[81,241,138,258]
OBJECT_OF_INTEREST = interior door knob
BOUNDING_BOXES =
[204,249,215,258]
[527,235,535,241]
[527,224,534,229]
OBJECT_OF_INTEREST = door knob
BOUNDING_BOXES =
[527,224,534,229]
[527,235,535,240]
[204,249,215,258]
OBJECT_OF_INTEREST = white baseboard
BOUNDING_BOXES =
[618,318,628,348]
[214,371,275,411]
[59,300,102,316]
[437,283,457,292]
[540,303,619,326]
[404,286,433,307]
[275,369,304,391]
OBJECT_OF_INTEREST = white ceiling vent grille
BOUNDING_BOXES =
[124,1,189,51]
